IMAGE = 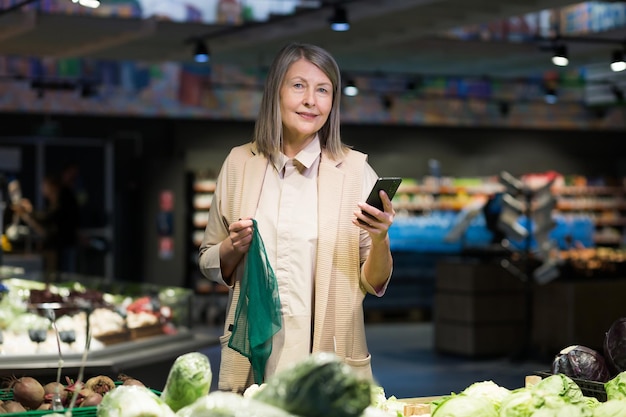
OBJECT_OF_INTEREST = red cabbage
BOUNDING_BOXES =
[551,345,611,382]
[604,317,626,376]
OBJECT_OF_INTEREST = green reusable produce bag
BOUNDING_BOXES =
[228,219,282,384]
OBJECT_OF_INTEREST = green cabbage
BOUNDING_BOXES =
[531,402,592,417]
[160,352,212,412]
[535,374,585,404]
[369,384,405,416]
[605,371,626,401]
[176,391,297,417]
[431,394,498,417]
[96,385,175,417]
[499,388,571,417]
[461,380,511,409]
[591,399,626,417]
[253,352,372,417]
[585,396,602,409]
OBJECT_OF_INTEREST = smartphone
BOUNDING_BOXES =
[358,177,403,224]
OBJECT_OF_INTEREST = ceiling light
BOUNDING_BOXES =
[610,49,626,72]
[329,6,350,32]
[343,80,358,96]
[551,45,569,67]
[72,0,100,8]
[194,40,210,63]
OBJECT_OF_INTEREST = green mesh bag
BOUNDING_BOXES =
[228,219,282,384]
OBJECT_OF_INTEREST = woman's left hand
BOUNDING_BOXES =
[353,190,395,241]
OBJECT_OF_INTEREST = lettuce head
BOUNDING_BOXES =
[431,394,498,417]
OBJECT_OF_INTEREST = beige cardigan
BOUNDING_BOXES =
[198,142,382,392]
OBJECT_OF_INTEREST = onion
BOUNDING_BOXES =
[84,375,116,396]
[9,376,45,410]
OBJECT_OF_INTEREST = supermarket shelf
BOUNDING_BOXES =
[397,184,626,196]
[594,235,623,245]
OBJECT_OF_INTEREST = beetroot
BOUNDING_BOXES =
[43,381,68,405]
[9,376,45,410]
[79,392,103,407]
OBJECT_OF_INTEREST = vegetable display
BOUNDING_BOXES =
[6,311,626,417]
[423,371,626,417]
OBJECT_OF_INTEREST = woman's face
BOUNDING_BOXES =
[279,58,333,145]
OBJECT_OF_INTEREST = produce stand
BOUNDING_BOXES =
[0,329,218,390]
[0,275,219,390]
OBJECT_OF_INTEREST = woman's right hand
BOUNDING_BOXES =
[227,218,254,255]
[219,218,254,283]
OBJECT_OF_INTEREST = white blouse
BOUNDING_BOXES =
[255,137,321,377]
[255,137,380,378]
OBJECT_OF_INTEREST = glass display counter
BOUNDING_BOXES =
[0,329,217,390]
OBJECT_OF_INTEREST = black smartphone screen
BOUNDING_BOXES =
[359,177,402,224]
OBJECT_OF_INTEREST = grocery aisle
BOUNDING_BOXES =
[195,321,551,399]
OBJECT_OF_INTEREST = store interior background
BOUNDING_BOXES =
[3,114,623,289]
[1,0,626,394]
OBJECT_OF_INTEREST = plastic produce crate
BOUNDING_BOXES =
[535,371,607,402]
[0,382,162,416]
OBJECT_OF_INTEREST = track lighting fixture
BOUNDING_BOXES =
[610,49,626,72]
[551,45,569,67]
[343,79,358,96]
[329,6,350,32]
[71,0,100,8]
[193,40,210,63]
